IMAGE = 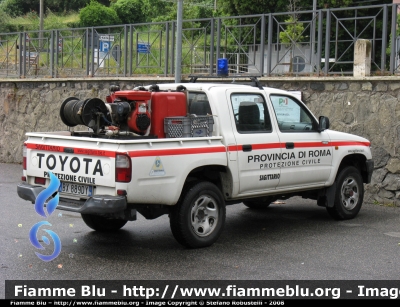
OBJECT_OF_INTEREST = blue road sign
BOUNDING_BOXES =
[100,41,111,53]
[137,43,150,54]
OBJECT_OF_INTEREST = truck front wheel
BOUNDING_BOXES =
[81,214,127,231]
[170,181,226,248]
[326,166,364,220]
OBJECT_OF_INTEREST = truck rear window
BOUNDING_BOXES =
[231,93,272,133]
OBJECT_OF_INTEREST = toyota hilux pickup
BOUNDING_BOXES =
[17,79,374,248]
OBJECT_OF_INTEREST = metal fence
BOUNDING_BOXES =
[0,3,398,79]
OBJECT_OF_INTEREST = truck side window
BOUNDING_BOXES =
[231,94,272,134]
[270,95,316,132]
[188,92,212,115]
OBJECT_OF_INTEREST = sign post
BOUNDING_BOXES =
[96,35,114,67]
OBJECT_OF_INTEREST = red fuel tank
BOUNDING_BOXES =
[110,90,152,102]
[150,92,187,138]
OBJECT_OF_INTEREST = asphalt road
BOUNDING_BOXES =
[1,162,400,299]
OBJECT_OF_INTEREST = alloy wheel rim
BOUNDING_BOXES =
[190,195,219,237]
[340,176,359,210]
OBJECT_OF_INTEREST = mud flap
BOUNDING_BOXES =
[317,183,336,208]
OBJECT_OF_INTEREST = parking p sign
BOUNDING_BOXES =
[100,41,110,53]
[99,34,114,53]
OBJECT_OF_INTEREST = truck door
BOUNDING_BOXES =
[269,94,333,189]
[227,90,281,195]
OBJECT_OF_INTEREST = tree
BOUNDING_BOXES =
[79,0,120,27]
[0,8,13,32]
[216,0,295,17]
[111,0,144,24]
[142,0,170,22]
[279,0,303,43]
[150,0,213,23]
[386,13,400,57]
[0,0,112,17]
[279,0,305,73]
[279,16,304,45]
[215,0,391,17]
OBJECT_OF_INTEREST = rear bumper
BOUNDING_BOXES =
[17,182,127,215]
[17,182,44,204]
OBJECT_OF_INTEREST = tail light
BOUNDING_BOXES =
[115,153,131,182]
[34,177,46,185]
[23,143,27,170]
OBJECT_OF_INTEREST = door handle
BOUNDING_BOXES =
[286,142,294,149]
[242,144,252,152]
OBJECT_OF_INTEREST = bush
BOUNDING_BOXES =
[0,0,31,17]
[111,0,144,25]
[0,9,14,32]
[79,0,121,27]
[0,0,113,18]
[44,10,80,30]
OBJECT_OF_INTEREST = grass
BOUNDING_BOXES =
[373,200,399,207]
[5,10,80,32]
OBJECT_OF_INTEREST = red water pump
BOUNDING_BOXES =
[106,88,152,135]
[60,85,188,138]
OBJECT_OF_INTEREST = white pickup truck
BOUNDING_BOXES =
[17,79,374,248]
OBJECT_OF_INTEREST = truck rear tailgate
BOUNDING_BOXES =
[24,132,120,199]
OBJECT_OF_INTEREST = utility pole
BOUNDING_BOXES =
[39,0,44,49]
[175,0,183,83]
[311,0,316,68]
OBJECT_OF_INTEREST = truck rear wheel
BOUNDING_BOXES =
[81,214,127,231]
[170,181,226,248]
[326,166,364,220]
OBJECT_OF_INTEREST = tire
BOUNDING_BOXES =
[326,166,364,220]
[243,197,273,209]
[81,214,127,231]
[170,181,226,248]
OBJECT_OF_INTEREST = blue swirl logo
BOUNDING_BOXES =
[29,172,62,262]
[34,172,60,217]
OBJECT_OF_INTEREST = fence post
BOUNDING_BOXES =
[174,0,183,82]
[381,4,388,74]
[354,39,371,77]
[123,25,128,77]
[18,33,23,78]
[389,4,398,74]
[209,18,215,76]
[85,29,90,76]
[216,18,221,61]
[50,30,54,78]
[259,14,265,76]
[171,21,175,75]
[165,22,170,76]
[316,10,323,75]
[324,9,331,75]
[267,14,272,76]
[129,25,133,76]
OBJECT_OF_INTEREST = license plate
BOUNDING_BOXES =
[58,182,93,196]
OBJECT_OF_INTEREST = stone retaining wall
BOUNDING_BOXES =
[1,77,399,205]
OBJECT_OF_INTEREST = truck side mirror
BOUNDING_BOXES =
[318,116,330,132]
